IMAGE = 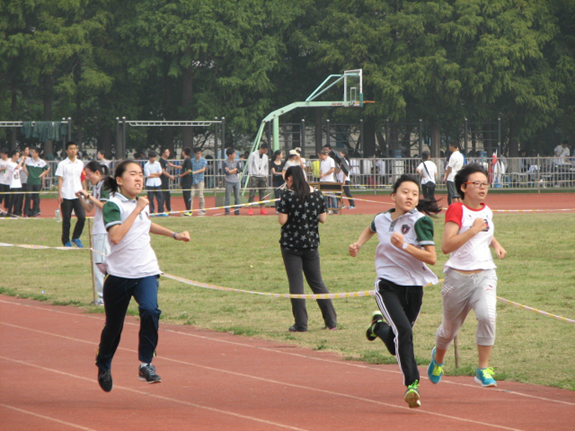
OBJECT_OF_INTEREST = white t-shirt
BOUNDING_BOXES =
[92,180,109,236]
[247,151,269,177]
[447,151,464,182]
[6,161,22,189]
[144,161,162,187]
[417,161,437,184]
[0,159,11,185]
[444,202,496,272]
[320,157,336,182]
[55,158,85,200]
[103,193,161,279]
[370,209,438,286]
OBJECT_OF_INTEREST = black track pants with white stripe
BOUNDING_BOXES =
[374,278,423,387]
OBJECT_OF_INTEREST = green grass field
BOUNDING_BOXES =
[1,211,574,390]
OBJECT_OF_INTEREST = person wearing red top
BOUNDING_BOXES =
[428,163,507,388]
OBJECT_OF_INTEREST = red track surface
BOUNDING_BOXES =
[20,191,575,219]
[1,296,574,431]
[2,193,574,430]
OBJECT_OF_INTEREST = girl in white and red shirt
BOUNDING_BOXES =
[428,163,506,388]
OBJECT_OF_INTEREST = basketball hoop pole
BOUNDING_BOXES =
[240,69,365,192]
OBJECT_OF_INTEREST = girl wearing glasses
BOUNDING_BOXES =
[428,163,506,388]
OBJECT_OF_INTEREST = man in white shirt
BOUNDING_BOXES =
[246,143,269,215]
[144,151,165,215]
[319,150,337,212]
[55,141,86,247]
[416,151,437,201]
[443,143,464,205]
[0,148,11,215]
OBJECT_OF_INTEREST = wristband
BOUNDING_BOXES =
[173,232,178,240]
[402,242,408,250]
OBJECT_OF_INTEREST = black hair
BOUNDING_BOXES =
[226,147,236,156]
[272,149,282,161]
[148,151,157,158]
[0,147,7,155]
[260,143,269,150]
[421,151,430,161]
[182,147,191,156]
[193,147,201,154]
[454,163,489,200]
[85,160,109,176]
[8,149,20,158]
[392,174,442,216]
[285,166,310,203]
[65,141,76,150]
[104,160,141,194]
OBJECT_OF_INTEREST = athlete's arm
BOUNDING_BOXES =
[441,218,485,255]
[490,236,507,259]
[391,232,437,265]
[150,223,190,242]
[349,226,375,257]
[107,197,149,245]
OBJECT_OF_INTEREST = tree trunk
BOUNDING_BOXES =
[181,65,194,148]
[430,122,441,158]
[363,118,376,157]
[314,109,323,156]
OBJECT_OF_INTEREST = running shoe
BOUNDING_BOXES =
[404,380,421,408]
[427,347,444,384]
[64,241,73,247]
[139,364,161,384]
[474,367,497,387]
[260,208,268,215]
[182,211,192,217]
[248,208,254,215]
[71,238,84,248]
[98,368,113,392]
[366,310,383,341]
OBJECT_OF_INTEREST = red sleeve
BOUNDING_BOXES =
[445,202,463,227]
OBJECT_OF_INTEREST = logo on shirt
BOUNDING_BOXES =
[401,224,411,234]
[483,218,489,232]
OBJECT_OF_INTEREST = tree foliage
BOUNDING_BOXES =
[1,0,573,155]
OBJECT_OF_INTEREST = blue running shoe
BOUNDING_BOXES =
[64,241,73,247]
[427,347,444,384]
[474,367,497,387]
[71,238,84,248]
[404,380,421,408]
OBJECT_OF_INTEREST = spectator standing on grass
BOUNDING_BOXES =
[143,151,165,216]
[428,163,506,389]
[278,166,337,333]
[76,161,110,305]
[318,150,337,213]
[172,147,193,216]
[7,149,26,217]
[55,142,86,247]
[443,142,464,206]
[25,148,50,217]
[18,146,30,216]
[0,148,12,215]
[271,149,285,212]
[349,174,441,409]
[222,148,241,215]
[337,150,355,209]
[95,160,190,393]
[247,143,269,216]
[416,151,437,201]
[190,148,207,216]
[160,148,175,213]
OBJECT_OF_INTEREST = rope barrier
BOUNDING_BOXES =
[2,240,574,324]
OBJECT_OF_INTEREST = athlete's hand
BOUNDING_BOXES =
[176,231,191,242]
[349,242,360,257]
[390,232,405,249]
[472,217,487,233]
[493,244,507,259]
[136,196,149,212]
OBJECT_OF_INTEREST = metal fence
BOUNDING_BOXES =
[36,156,575,194]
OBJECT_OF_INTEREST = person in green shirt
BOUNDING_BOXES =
[24,148,50,217]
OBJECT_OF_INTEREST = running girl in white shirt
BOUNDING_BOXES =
[95,160,190,392]
[349,174,441,408]
[428,163,506,388]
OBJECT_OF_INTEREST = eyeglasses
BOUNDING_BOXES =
[465,181,490,189]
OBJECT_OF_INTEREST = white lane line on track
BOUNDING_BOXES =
[2,297,574,410]
[2,322,528,431]
[0,403,98,431]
